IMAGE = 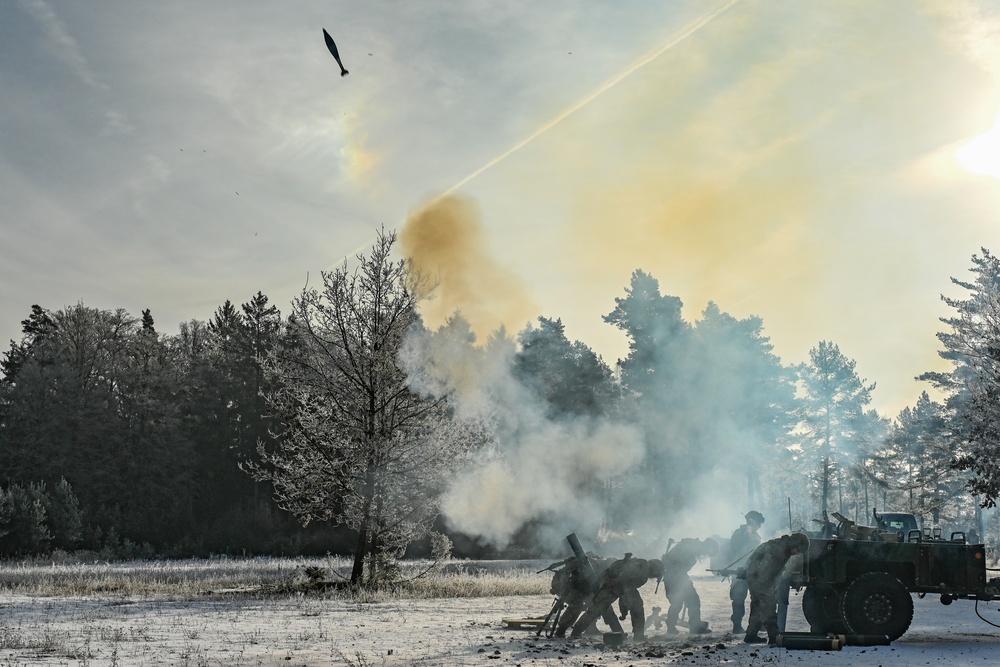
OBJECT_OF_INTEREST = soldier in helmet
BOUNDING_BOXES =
[744,532,809,645]
[727,511,764,633]
[551,554,612,637]
[569,554,663,641]
[661,537,718,634]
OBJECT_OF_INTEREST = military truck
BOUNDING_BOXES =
[794,511,999,640]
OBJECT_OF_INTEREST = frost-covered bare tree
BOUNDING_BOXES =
[921,248,1000,507]
[246,229,478,587]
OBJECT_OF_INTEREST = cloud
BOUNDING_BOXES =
[482,0,1000,414]
[100,110,134,137]
[18,0,108,90]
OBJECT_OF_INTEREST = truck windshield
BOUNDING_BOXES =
[880,514,918,533]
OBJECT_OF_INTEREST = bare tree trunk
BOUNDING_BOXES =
[821,455,830,515]
[976,500,984,542]
[368,495,386,587]
[351,517,368,585]
[863,481,869,524]
[352,472,378,585]
[908,465,914,512]
[837,469,844,516]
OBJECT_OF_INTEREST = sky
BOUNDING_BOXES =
[4,1,1000,417]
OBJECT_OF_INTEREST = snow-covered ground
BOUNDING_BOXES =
[1,573,999,666]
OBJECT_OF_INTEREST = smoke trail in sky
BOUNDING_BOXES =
[336,0,739,264]
[439,0,740,198]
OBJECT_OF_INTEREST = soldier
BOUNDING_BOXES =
[661,538,718,634]
[551,555,611,637]
[569,554,663,641]
[727,511,764,634]
[744,532,809,645]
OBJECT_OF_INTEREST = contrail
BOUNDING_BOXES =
[339,0,738,263]
[439,0,740,198]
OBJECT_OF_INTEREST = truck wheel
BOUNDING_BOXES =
[839,572,913,640]
[802,584,848,633]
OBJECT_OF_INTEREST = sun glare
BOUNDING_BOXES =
[956,112,1000,179]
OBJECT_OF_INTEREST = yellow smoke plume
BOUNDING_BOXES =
[400,194,538,340]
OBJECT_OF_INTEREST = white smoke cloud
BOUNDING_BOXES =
[442,418,645,547]
[401,318,645,549]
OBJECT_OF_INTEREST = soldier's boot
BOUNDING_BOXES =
[632,619,646,642]
[553,610,572,638]
[688,606,710,634]
[665,607,680,635]
[690,621,711,634]
[744,621,766,644]
[765,621,781,646]
[730,611,744,634]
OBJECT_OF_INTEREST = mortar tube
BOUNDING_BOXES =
[565,533,624,635]
[831,634,891,646]
[775,635,843,650]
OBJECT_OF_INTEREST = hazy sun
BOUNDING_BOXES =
[956,112,1000,179]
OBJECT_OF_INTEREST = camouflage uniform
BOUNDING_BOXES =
[744,533,809,644]
[661,538,714,633]
[570,556,661,640]
[552,557,610,637]
[727,522,762,632]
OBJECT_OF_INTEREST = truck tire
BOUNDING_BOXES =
[802,584,848,634]
[839,572,913,640]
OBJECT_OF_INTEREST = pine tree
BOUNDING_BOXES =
[921,248,1000,506]
[885,392,966,526]
[602,271,799,524]
[514,316,619,419]
[797,341,880,516]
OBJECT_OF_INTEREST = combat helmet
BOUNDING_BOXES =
[702,538,719,557]
[745,511,765,526]
[785,532,810,553]
[647,557,664,580]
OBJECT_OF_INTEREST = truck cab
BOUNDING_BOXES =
[873,511,919,541]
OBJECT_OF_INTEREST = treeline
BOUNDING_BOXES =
[2,243,999,559]
[0,295,345,557]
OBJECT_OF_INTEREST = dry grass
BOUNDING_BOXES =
[0,556,552,601]
[0,555,554,663]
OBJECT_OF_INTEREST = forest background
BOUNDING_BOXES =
[2,228,1000,578]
